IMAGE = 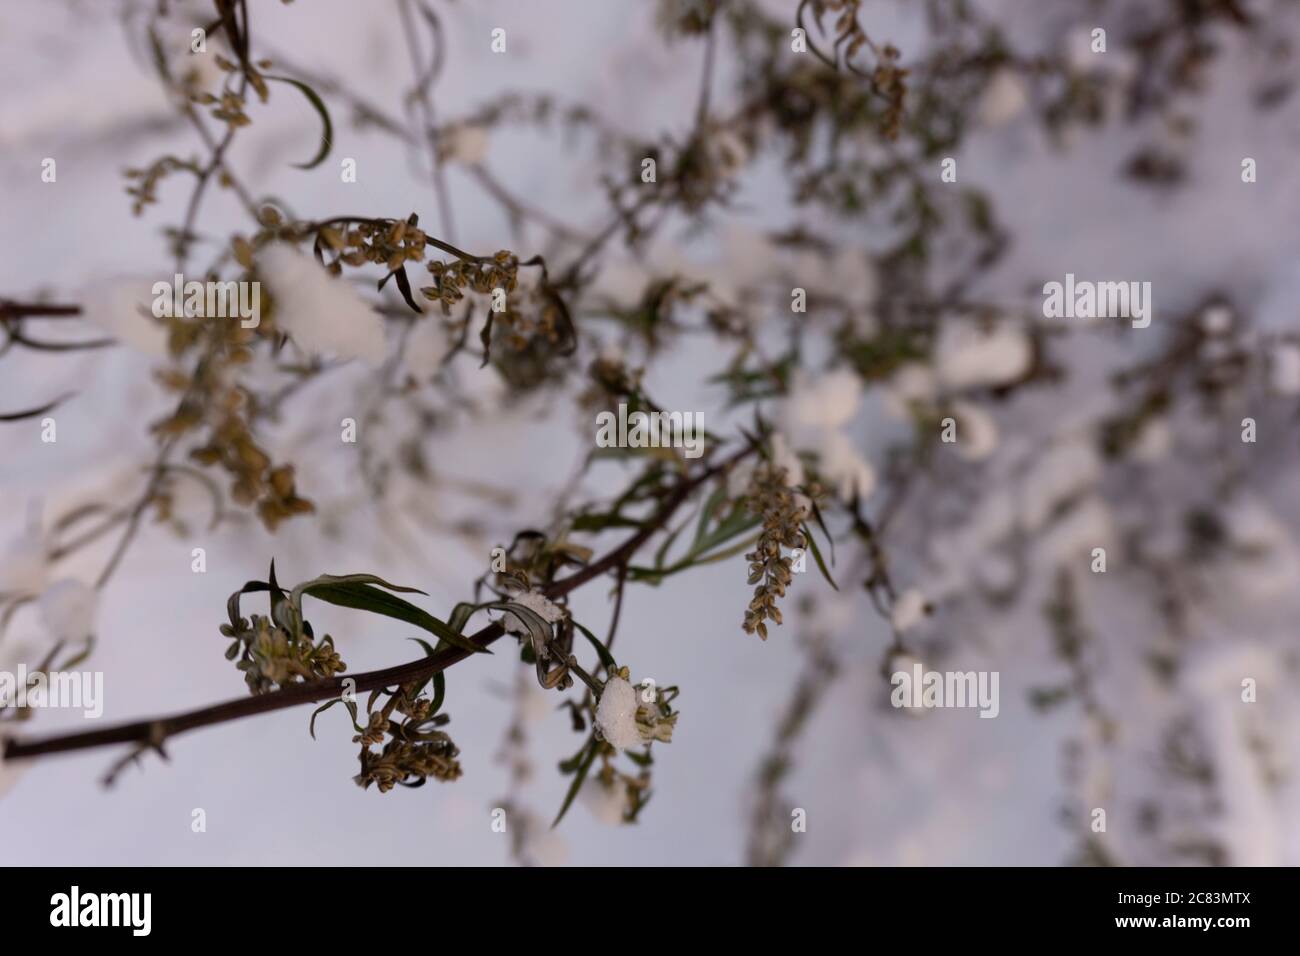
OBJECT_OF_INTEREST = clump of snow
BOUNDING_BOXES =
[781,369,861,431]
[1198,303,1234,336]
[1183,645,1283,866]
[769,432,806,488]
[499,590,566,636]
[439,124,489,165]
[936,321,1032,391]
[595,676,642,750]
[1063,26,1101,72]
[776,370,878,503]
[825,247,876,307]
[515,810,568,866]
[597,340,625,365]
[38,578,98,643]
[884,363,937,420]
[527,829,568,866]
[258,244,386,365]
[1270,343,1300,395]
[891,589,929,633]
[402,315,454,382]
[950,400,999,461]
[781,245,875,308]
[519,680,553,724]
[883,650,928,719]
[579,774,629,825]
[0,502,49,598]
[1130,416,1172,463]
[976,68,1028,128]
[721,224,780,289]
[1215,497,1300,603]
[813,429,876,500]
[78,277,169,358]
[726,459,756,498]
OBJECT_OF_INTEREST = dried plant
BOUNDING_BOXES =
[2,0,1297,868]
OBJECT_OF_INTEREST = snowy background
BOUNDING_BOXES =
[2,0,1300,865]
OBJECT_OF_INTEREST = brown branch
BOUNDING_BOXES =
[0,302,83,320]
[3,445,754,765]
[397,0,457,242]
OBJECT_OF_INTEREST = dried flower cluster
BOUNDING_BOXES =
[124,156,202,216]
[152,257,315,532]
[742,463,809,640]
[312,216,430,275]
[219,613,346,694]
[424,251,519,311]
[353,683,463,792]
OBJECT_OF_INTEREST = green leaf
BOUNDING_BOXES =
[572,619,617,671]
[557,738,589,773]
[379,264,423,314]
[478,310,495,368]
[624,748,654,768]
[265,75,334,170]
[406,637,439,658]
[808,498,836,566]
[552,735,598,828]
[687,509,761,562]
[226,580,270,629]
[486,601,553,648]
[801,522,839,591]
[652,512,693,570]
[692,484,728,550]
[296,576,488,656]
[292,572,427,598]
[267,559,287,620]
[430,670,446,716]
[627,514,760,583]
[309,696,361,739]
[447,601,482,635]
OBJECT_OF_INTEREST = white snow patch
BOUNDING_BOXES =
[812,429,876,501]
[935,321,1032,391]
[38,578,98,643]
[440,124,490,165]
[891,589,929,633]
[781,369,862,430]
[499,590,566,635]
[579,775,628,825]
[950,400,999,461]
[78,277,169,358]
[258,244,386,365]
[976,69,1028,128]
[594,676,642,750]
[1270,343,1300,395]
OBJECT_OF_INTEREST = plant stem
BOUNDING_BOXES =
[3,444,755,765]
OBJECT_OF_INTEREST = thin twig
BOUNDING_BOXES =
[4,444,755,765]
[397,0,457,242]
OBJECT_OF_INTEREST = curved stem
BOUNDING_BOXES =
[4,444,756,765]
